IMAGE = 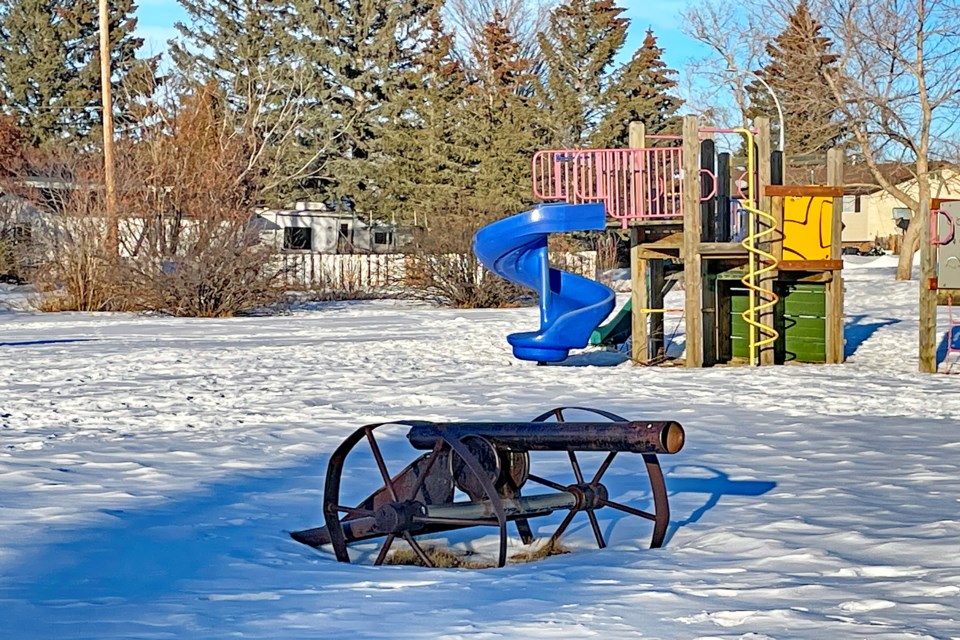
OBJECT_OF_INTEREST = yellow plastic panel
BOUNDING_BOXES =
[782,196,833,262]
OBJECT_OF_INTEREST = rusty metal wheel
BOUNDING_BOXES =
[302,422,511,567]
[526,406,671,550]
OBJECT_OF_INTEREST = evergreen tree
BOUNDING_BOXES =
[536,0,629,149]
[746,0,845,155]
[171,0,325,199]
[595,29,682,148]
[378,12,474,222]
[289,0,437,213]
[462,9,543,215]
[0,0,158,147]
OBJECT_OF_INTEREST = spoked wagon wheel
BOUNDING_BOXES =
[526,406,672,550]
[310,422,512,567]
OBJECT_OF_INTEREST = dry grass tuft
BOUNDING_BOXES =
[510,539,571,563]
[383,539,571,569]
[384,545,495,569]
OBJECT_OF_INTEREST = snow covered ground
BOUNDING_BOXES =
[1,256,958,639]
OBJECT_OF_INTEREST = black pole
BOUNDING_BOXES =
[770,150,784,186]
[700,139,716,242]
[716,152,731,242]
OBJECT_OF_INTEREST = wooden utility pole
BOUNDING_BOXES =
[99,0,118,255]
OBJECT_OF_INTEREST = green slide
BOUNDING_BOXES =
[589,299,632,346]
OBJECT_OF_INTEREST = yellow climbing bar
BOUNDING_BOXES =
[734,128,779,365]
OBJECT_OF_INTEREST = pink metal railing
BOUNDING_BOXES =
[532,148,684,228]
[931,209,955,246]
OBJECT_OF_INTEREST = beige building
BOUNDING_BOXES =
[787,161,960,246]
[840,166,960,244]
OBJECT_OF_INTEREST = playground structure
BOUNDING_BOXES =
[924,200,960,372]
[475,115,846,367]
[290,406,685,567]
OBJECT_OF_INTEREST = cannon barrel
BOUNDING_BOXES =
[406,421,684,455]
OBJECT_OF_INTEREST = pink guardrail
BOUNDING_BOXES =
[931,209,955,246]
[532,148,684,228]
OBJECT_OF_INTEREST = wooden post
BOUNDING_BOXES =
[826,148,845,364]
[682,115,703,367]
[755,117,777,365]
[919,195,937,372]
[649,259,666,359]
[99,0,118,255]
[630,228,650,363]
[629,122,650,364]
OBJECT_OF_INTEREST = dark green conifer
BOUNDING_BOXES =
[746,0,845,155]
[595,29,682,147]
[537,0,629,148]
[462,9,543,215]
[0,0,158,147]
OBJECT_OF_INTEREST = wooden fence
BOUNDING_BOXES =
[277,251,599,291]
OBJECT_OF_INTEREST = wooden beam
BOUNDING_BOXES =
[650,259,666,359]
[826,148,845,364]
[682,115,703,368]
[629,121,646,150]
[763,185,844,197]
[771,195,785,263]
[99,0,118,256]
[630,228,651,364]
[629,122,650,364]
[779,260,843,271]
[920,196,938,372]
[698,242,749,256]
[634,247,679,261]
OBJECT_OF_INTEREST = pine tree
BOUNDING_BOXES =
[377,12,474,222]
[0,0,158,147]
[289,0,437,213]
[536,0,629,149]
[462,9,544,215]
[595,29,682,148]
[746,1,844,155]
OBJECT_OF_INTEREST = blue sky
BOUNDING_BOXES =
[133,0,708,71]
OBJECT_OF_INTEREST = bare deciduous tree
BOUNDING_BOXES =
[680,0,772,127]
[817,0,960,280]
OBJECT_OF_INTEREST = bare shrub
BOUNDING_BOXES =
[403,207,526,309]
[0,238,19,283]
[8,82,284,316]
[114,82,283,316]
[11,151,131,311]
[595,232,621,273]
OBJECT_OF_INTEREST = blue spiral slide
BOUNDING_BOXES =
[474,203,616,362]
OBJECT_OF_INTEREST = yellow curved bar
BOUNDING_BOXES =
[733,128,780,365]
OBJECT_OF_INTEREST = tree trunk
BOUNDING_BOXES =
[897,213,922,280]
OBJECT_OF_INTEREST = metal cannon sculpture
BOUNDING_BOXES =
[291,407,685,567]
